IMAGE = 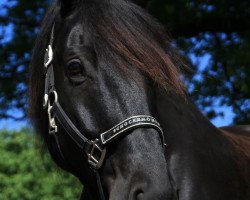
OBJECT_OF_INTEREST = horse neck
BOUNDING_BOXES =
[155,88,224,151]
[156,88,249,199]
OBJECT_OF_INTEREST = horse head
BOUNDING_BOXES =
[30,0,185,199]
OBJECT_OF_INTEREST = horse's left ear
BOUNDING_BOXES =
[130,0,148,7]
[60,0,80,17]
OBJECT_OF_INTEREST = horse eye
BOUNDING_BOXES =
[67,59,84,77]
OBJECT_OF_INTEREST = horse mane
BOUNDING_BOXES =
[29,0,186,135]
[222,130,250,160]
[221,130,250,191]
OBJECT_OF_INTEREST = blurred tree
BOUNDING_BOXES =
[142,0,250,124]
[0,0,249,123]
[0,129,81,199]
[0,0,49,119]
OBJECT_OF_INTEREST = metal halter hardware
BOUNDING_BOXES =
[47,91,58,134]
[43,44,54,108]
[43,40,58,135]
[44,45,53,68]
[88,139,106,169]
[43,24,167,200]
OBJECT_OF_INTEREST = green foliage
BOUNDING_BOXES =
[0,129,81,200]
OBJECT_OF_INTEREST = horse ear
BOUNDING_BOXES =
[60,0,79,17]
[131,0,148,7]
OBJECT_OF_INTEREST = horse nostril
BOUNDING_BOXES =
[135,189,144,200]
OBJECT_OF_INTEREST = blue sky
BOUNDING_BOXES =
[188,54,235,127]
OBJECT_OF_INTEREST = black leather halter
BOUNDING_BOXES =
[43,25,167,200]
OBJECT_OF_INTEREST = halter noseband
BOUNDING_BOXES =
[43,24,167,200]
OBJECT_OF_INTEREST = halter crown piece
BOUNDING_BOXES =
[43,24,167,200]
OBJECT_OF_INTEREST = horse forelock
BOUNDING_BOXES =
[89,0,187,95]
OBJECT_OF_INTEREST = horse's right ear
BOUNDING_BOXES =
[59,0,79,17]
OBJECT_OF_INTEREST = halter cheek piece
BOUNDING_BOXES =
[43,25,167,200]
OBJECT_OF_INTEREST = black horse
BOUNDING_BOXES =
[29,0,250,199]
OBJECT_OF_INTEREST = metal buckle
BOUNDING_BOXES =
[47,91,58,134]
[88,139,106,170]
[48,105,58,134]
[44,45,53,69]
[43,93,49,109]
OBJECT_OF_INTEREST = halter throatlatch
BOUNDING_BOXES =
[43,24,167,200]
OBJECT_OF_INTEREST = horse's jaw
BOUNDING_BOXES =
[99,128,173,200]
